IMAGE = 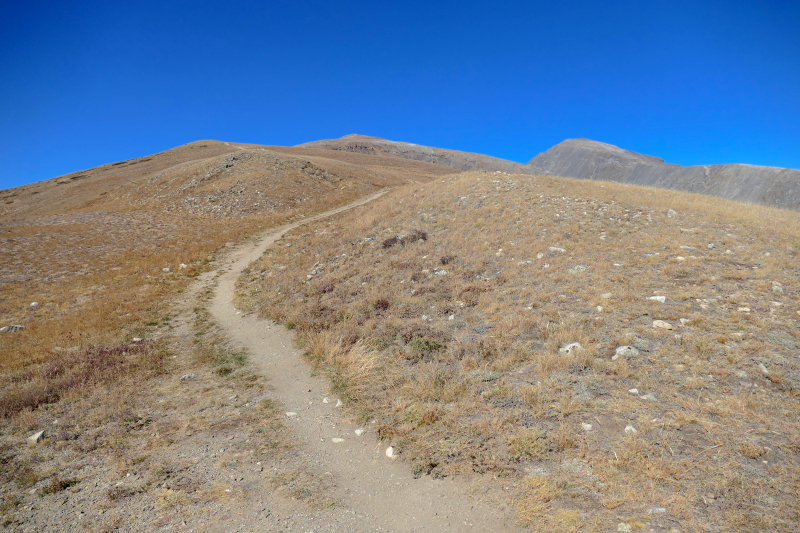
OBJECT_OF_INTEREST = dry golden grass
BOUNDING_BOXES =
[0,143,433,417]
[239,171,800,531]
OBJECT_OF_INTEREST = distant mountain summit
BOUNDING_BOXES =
[297,135,529,174]
[527,139,800,210]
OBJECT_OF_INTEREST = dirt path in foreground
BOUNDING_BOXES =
[209,191,523,532]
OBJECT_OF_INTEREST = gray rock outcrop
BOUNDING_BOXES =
[527,139,800,210]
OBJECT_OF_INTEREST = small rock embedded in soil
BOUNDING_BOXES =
[1,325,25,333]
[179,373,195,380]
[624,425,637,434]
[613,346,639,360]
[559,342,583,355]
[567,264,587,274]
[581,423,592,431]
[653,320,673,330]
[331,438,345,443]
[385,446,396,458]
[648,295,666,303]
[27,430,45,445]
[30,302,40,309]
[354,429,365,436]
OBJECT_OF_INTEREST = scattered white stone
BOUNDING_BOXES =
[618,523,633,532]
[179,373,195,380]
[676,256,686,261]
[434,269,448,276]
[624,425,637,435]
[581,423,593,431]
[667,209,677,217]
[331,438,345,443]
[773,282,784,294]
[0,325,25,333]
[285,412,298,418]
[679,318,690,326]
[614,346,640,360]
[543,263,550,268]
[385,446,396,458]
[738,307,750,313]
[648,296,666,303]
[640,393,658,401]
[559,342,583,355]
[537,252,544,259]
[708,243,715,248]
[354,429,365,436]
[448,314,455,320]
[162,267,170,272]
[679,245,695,250]
[27,430,45,445]
[757,363,769,374]
[725,249,735,255]
[323,397,330,404]
[132,337,142,342]
[601,293,612,298]
[335,399,343,407]
[648,507,667,514]
[30,302,40,309]
[179,263,188,269]
[735,370,748,379]
[548,247,566,253]
[596,306,603,312]
[629,388,639,395]
[653,320,673,330]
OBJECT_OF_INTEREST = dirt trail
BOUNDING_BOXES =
[209,191,523,532]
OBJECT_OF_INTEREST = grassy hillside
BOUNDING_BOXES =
[238,171,800,531]
[0,142,443,416]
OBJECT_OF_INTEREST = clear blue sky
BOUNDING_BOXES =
[1,0,799,189]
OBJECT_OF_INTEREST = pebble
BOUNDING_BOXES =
[653,320,673,330]
[179,373,195,380]
[648,507,667,514]
[629,388,639,395]
[679,318,690,325]
[0,325,25,333]
[567,264,587,274]
[548,247,566,253]
[648,296,666,303]
[179,263,188,269]
[331,438,345,443]
[559,342,583,355]
[163,267,170,272]
[30,302,40,309]
[385,446,396,458]
[27,430,45,445]
[354,429,365,436]
[667,209,677,217]
[601,292,612,298]
[618,523,632,532]
[285,412,298,418]
[624,425,637,434]
[613,346,639,360]
[640,393,658,401]
[335,399,343,407]
[581,423,592,431]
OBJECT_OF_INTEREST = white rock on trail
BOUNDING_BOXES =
[30,302,40,309]
[354,429,365,436]
[385,446,396,458]
[648,296,666,303]
[624,425,638,435]
[653,320,673,330]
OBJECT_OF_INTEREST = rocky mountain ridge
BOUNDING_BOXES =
[298,134,800,210]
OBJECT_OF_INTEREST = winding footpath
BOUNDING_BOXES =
[208,191,523,532]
